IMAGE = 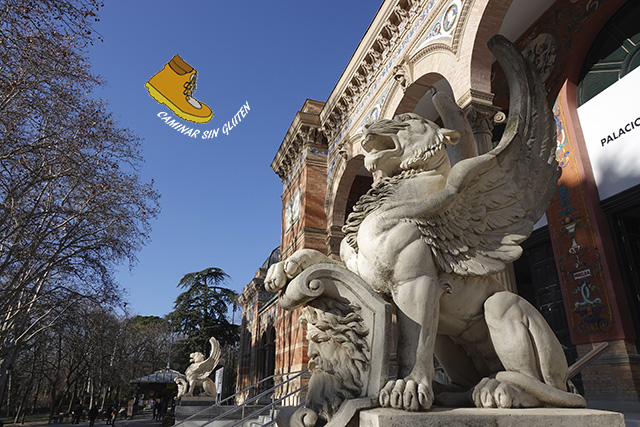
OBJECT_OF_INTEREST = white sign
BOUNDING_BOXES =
[215,368,224,401]
[577,65,640,200]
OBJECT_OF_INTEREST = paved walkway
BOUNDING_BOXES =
[5,410,639,426]
[2,416,163,427]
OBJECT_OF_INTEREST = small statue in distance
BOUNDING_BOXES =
[175,336,221,399]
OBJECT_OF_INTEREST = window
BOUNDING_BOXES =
[578,2,640,106]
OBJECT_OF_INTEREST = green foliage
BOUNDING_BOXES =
[167,268,239,370]
[128,315,170,328]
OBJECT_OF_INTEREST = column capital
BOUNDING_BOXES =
[463,101,502,155]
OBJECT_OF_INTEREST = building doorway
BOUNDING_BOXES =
[257,326,276,393]
[607,200,640,352]
[513,227,582,391]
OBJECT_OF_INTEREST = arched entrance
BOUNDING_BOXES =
[257,325,276,393]
[326,153,374,257]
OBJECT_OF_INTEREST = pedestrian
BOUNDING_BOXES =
[152,399,158,420]
[127,398,134,419]
[157,397,166,422]
[89,406,99,427]
[106,406,115,425]
[73,403,83,424]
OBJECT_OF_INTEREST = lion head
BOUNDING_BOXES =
[362,113,460,176]
[174,375,188,398]
[189,352,205,363]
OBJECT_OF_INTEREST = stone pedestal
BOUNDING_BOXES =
[174,397,231,427]
[359,407,626,427]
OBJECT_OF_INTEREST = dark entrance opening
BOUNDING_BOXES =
[257,325,276,396]
[602,184,640,352]
[513,226,582,393]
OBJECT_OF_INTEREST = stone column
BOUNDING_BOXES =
[464,102,500,155]
[326,225,344,259]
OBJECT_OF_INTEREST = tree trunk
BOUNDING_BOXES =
[49,387,56,417]
[31,380,41,415]
[100,386,109,411]
[13,388,28,424]
[0,346,19,414]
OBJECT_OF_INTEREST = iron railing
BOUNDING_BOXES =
[174,369,309,427]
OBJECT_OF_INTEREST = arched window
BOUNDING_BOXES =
[578,2,640,106]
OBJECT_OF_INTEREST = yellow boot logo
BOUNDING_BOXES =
[145,55,213,123]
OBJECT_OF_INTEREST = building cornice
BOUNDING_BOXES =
[272,1,463,182]
[271,99,326,182]
[320,0,444,144]
[320,0,407,141]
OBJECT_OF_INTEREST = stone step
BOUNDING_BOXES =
[359,407,626,427]
[244,408,278,427]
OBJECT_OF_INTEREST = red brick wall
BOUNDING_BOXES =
[577,340,640,409]
[274,149,328,401]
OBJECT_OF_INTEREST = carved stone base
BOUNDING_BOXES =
[359,407,626,427]
[175,400,250,427]
[178,396,217,406]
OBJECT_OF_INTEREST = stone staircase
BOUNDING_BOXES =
[174,370,308,427]
[244,410,278,427]
[175,403,277,427]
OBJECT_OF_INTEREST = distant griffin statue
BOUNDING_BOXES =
[266,35,585,425]
[175,337,221,399]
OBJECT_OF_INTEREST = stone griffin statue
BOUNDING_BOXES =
[265,35,586,426]
[175,337,221,399]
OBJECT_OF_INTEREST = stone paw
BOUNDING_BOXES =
[264,258,304,293]
[265,249,329,293]
[265,261,288,293]
[379,379,433,411]
[472,377,538,408]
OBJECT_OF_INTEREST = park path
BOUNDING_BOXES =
[5,415,163,427]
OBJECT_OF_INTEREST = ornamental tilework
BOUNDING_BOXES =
[554,102,571,169]
[547,100,616,343]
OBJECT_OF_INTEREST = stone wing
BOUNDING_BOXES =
[416,35,559,276]
[192,336,222,378]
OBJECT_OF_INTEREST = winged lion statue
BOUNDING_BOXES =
[265,34,584,423]
[175,336,221,399]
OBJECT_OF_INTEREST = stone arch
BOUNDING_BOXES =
[325,152,373,256]
[328,155,364,229]
[387,0,575,121]
[257,324,276,390]
[385,0,508,116]
[392,73,457,121]
[389,59,461,117]
[458,0,511,98]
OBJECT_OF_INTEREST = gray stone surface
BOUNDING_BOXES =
[359,407,626,427]
[174,402,247,427]
[176,396,217,407]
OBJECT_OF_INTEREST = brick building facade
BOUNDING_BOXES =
[238,0,640,412]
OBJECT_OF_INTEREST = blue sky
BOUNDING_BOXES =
[88,1,382,317]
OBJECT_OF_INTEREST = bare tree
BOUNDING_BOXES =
[0,0,160,404]
[4,308,175,418]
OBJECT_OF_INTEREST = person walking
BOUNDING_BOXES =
[106,406,115,425]
[73,403,83,424]
[89,406,99,427]
[152,400,158,421]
